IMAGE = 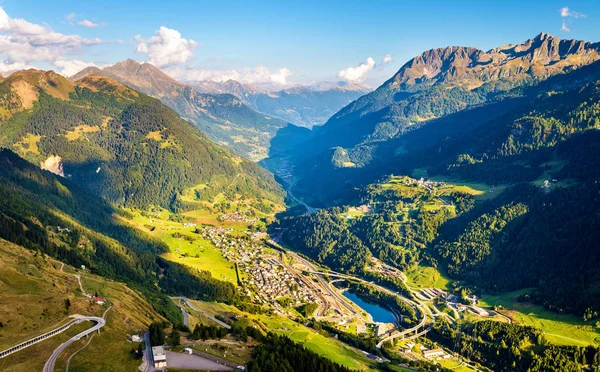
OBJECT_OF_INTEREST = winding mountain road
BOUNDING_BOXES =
[42,308,110,372]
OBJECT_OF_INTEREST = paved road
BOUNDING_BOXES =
[42,311,109,372]
[180,306,189,328]
[290,254,430,348]
[65,306,112,372]
[0,319,79,359]
[171,297,231,329]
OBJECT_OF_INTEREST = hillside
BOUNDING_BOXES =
[0,69,284,210]
[275,34,600,317]
[72,60,291,161]
[276,33,600,204]
[193,80,369,128]
[0,239,165,372]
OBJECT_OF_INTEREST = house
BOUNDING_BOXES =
[152,346,167,368]
[184,347,193,355]
[470,306,488,316]
[94,297,105,305]
[422,348,445,359]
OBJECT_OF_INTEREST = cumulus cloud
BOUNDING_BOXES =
[166,65,294,85]
[78,19,99,28]
[0,60,34,74]
[0,6,101,72]
[337,55,392,83]
[337,57,375,83]
[53,59,98,76]
[135,27,197,68]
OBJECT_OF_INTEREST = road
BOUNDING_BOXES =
[142,332,157,372]
[65,306,112,372]
[0,319,79,359]
[171,297,231,329]
[179,306,189,328]
[285,252,431,348]
[42,309,110,372]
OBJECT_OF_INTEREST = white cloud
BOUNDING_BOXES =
[135,26,197,68]
[337,55,393,83]
[559,7,587,32]
[270,68,293,85]
[0,6,101,72]
[78,20,99,28]
[560,7,586,18]
[337,57,376,83]
[166,65,294,85]
[0,60,34,73]
[53,59,98,76]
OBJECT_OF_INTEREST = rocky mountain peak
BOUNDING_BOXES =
[388,33,600,90]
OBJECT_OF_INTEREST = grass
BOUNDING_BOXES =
[405,265,453,290]
[15,133,41,155]
[121,209,239,284]
[0,238,165,371]
[64,125,100,141]
[187,299,378,371]
[437,358,478,372]
[480,289,600,347]
[0,321,95,372]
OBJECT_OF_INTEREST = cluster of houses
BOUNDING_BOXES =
[244,259,317,309]
[200,226,318,313]
[218,211,256,224]
[201,226,264,263]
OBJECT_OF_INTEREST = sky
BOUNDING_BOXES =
[1,0,599,88]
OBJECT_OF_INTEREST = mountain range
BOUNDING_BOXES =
[71,59,291,161]
[276,33,600,203]
[192,80,369,128]
[2,29,600,372]
[0,69,284,210]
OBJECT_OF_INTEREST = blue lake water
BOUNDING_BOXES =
[343,291,396,323]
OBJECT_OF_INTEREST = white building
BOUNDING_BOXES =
[152,346,167,368]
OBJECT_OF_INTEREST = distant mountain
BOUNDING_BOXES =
[192,80,370,128]
[0,69,284,210]
[71,60,290,161]
[277,33,600,203]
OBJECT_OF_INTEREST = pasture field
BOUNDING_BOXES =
[480,289,600,347]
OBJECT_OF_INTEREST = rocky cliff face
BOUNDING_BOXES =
[388,33,600,89]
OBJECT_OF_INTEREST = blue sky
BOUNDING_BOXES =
[1,0,599,87]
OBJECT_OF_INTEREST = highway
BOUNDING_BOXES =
[285,252,432,349]
[171,297,231,329]
[42,309,110,372]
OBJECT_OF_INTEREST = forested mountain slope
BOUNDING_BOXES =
[277,33,600,204]
[0,70,284,210]
[0,148,240,325]
[276,35,600,317]
[71,60,291,161]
